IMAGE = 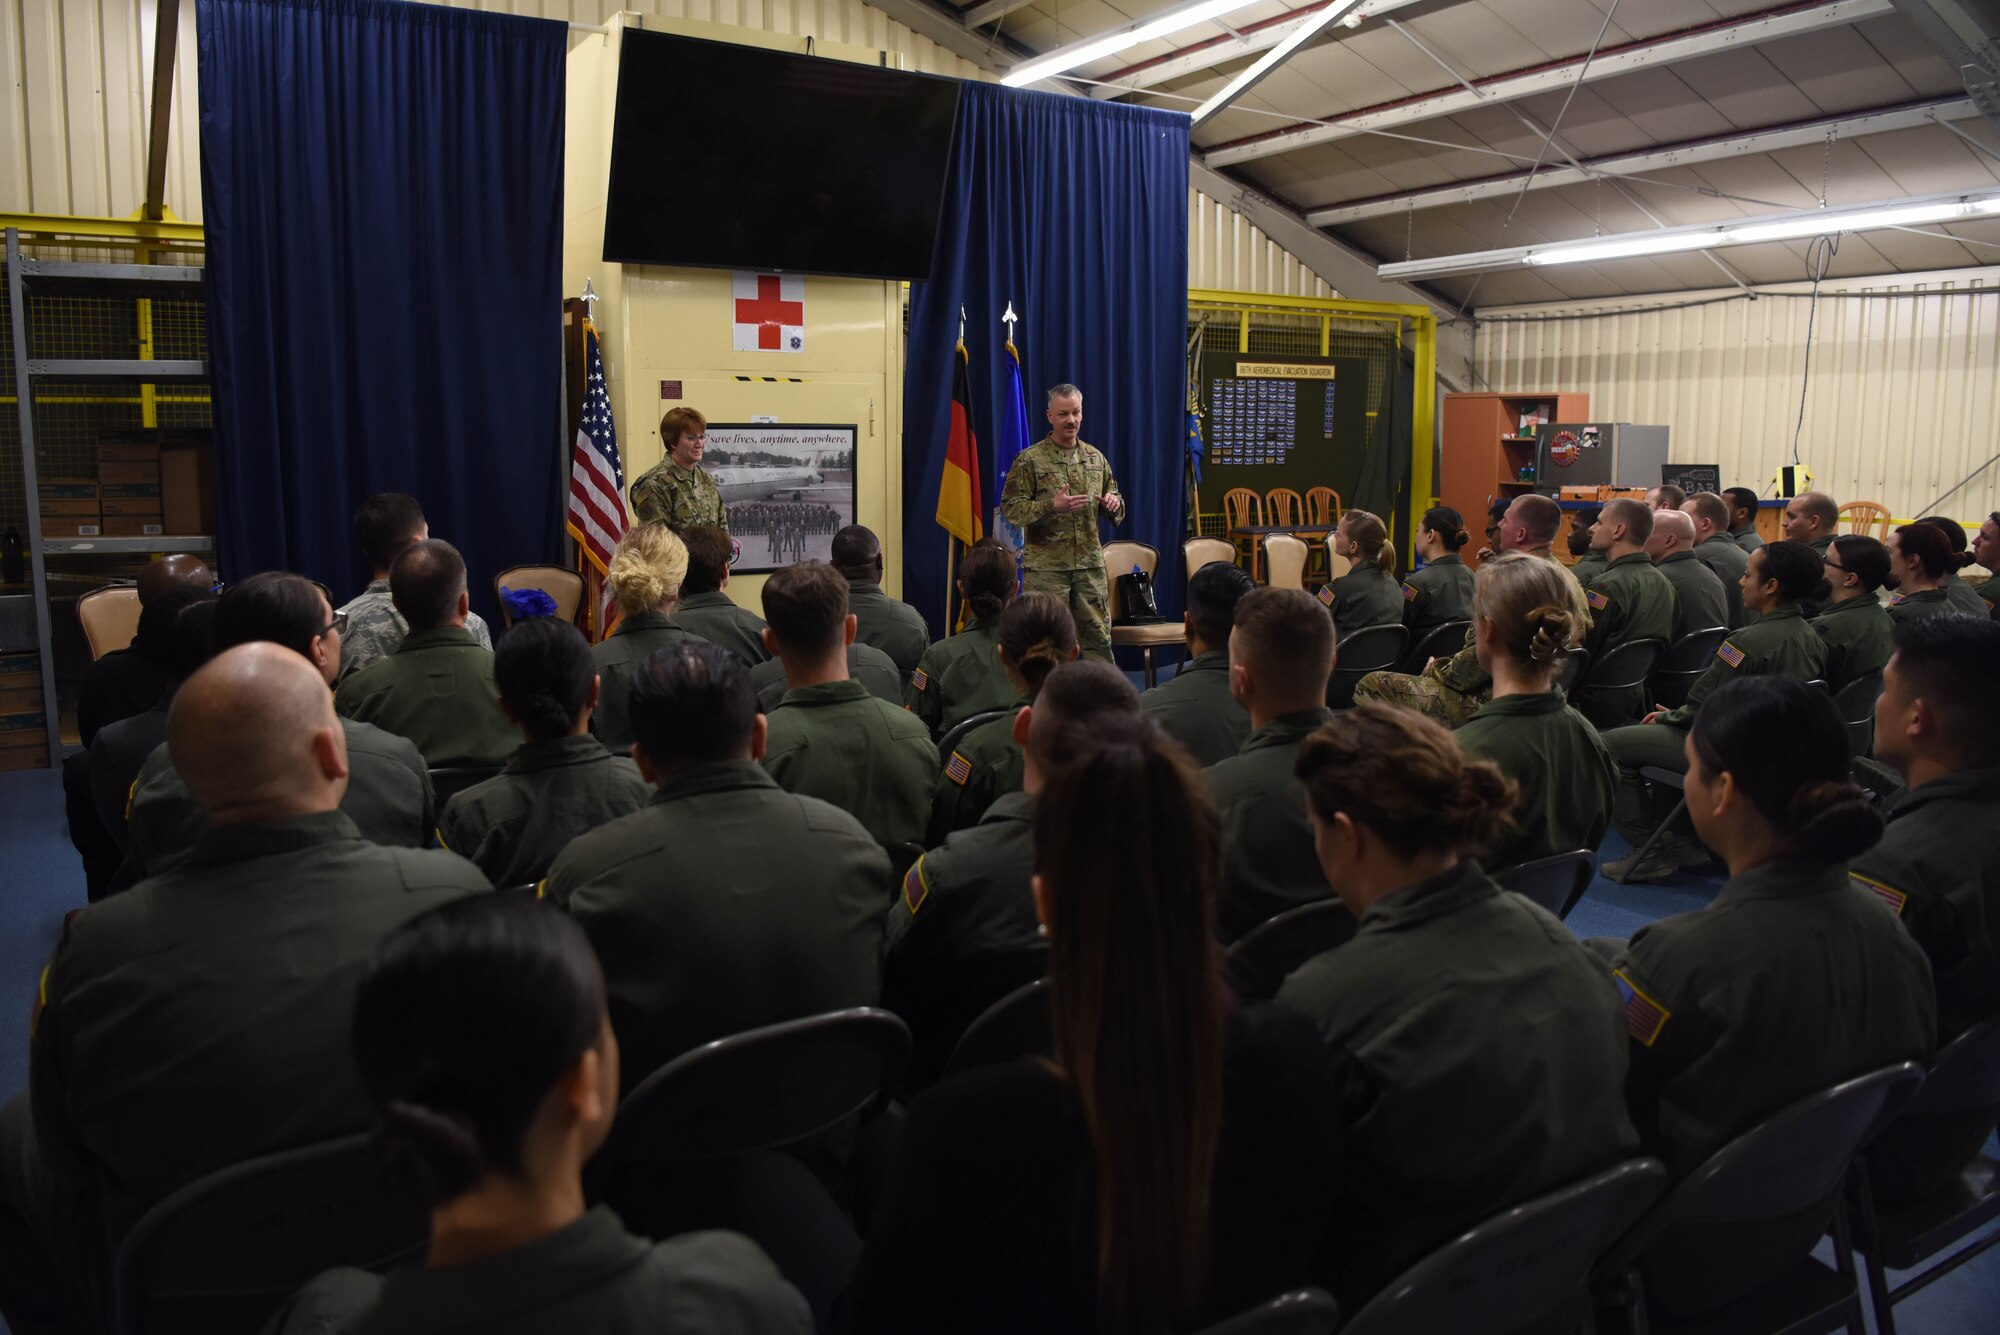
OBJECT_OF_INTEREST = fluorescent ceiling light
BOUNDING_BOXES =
[1525,233,1721,266]
[1003,0,1264,88]
[1724,200,1973,243]
[1191,0,1366,126]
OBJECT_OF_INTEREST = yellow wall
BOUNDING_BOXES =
[565,16,906,613]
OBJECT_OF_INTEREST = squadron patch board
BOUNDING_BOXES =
[1201,352,1371,504]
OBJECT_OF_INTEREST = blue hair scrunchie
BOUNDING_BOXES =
[500,586,558,620]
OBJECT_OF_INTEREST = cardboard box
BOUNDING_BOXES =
[42,521,103,539]
[98,430,161,464]
[39,479,100,517]
[98,461,160,485]
[100,517,167,537]
[161,435,216,535]
[101,482,163,516]
[0,711,49,769]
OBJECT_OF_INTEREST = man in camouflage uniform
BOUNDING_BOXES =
[629,406,727,534]
[999,384,1125,662]
[337,493,490,683]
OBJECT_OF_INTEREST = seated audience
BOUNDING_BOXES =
[1605,676,1933,1312]
[0,645,487,1335]
[1645,483,1687,512]
[1647,508,1728,639]
[1576,499,1677,728]
[1568,503,1607,584]
[440,618,649,887]
[1781,489,1839,557]
[1476,496,1512,560]
[1909,515,1990,618]
[1602,542,1829,882]
[1401,505,1474,638]
[1886,521,1962,624]
[831,524,929,676]
[591,522,708,751]
[665,524,771,664]
[1323,509,1401,638]
[1277,703,1636,1310]
[1456,554,1615,870]
[927,592,1077,843]
[1681,492,1750,627]
[542,643,888,1089]
[749,638,902,712]
[844,722,1342,1333]
[122,572,435,884]
[1813,534,1896,693]
[336,539,517,768]
[337,491,491,681]
[759,561,938,853]
[86,594,215,854]
[885,661,1139,1091]
[906,537,1018,738]
[1722,486,1765,552]
[1974,511,1999,612]
[1205,587,1341,942]
[1140,559,1256,766]
[268,896,810,1334]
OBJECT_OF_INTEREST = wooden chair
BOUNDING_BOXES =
[1838,501,1893,540]
[1264,533,1309,590]
[494,565,585,628]
[1102,540,1182,687]
[1222,488,1266,581]
[1184,536,1237,581]
[1305,487,1342,525]
[77,586,143,660]
[1265,487,1305,527]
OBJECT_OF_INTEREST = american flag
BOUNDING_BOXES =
[566,320,628,635]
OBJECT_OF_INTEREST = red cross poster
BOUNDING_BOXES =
[732,272,805,353]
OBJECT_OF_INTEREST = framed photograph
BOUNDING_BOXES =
[704,423,858,573]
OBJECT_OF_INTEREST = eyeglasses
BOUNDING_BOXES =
[320,610,348,638]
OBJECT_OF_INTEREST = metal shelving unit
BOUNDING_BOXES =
[6,226,213,762]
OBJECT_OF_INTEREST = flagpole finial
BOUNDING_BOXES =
[580,277,600,317]
[959,305,967,344]
[1002,301,1018,344]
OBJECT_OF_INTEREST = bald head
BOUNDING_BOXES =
[169,643,349,825]
[1646,508,1697,561]
[137,554,215,606]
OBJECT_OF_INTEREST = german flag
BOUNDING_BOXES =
[936,341,983,547]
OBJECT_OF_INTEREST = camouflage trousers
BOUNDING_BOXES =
[1352,667,1491,729]
[1023,566,1112,662]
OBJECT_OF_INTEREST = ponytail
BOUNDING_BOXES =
[999,592,1078,695]
[1342,510,1394,576]
[1689,676,1884,864]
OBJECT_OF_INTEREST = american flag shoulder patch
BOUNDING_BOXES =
[1614,969,1671,1047]
[1888,593,1905,606]
[1402,583,1419,602]
[1586,589,1610,612]
[911,667,928,693]
[945,751,973,786]
[903,857,932,915]
[1851,872,1908,917]
[1716,640,1747,669]
[1316,586,1336,607]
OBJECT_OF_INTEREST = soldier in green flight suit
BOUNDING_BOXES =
[885,662,1140,1091]
[750,642,902,712]
[664,526,771,665]
[998,383,1124,662]
[1601,542,1830,881]
[1812,535,1896,694]
[927,592,1077,844]
[1140,559,1256,766]
[757,561,938,857]
[1401,506,1475,641]
[1568,504,1608,586]
[1886,522,1964,625]
[1724,486,1766,553]
[1575,499,1679,729]
[1683,493,1751,627]
[628,406,727,533]
[1909,516,1992,618]
[1647,509,1729,639]
[1322,510,1405,639]
[906,539,1018,739]
[592,523,711,751]
[1973,512,2000,614]
[1783,490,1839,616]
[830,525,930,677]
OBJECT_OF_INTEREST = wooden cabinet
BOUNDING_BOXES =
[1440,392,1589,565]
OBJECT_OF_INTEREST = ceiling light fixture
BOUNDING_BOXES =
[1002,0,1266,88]
[1190,0,1367,126]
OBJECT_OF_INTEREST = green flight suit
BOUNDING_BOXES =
[1603,604,1829,846]
[1812,595,1894,694]
[1655,550,1729,641]
[591,611,710,752]
[999,436,1125,661]
[749,644,902,714]
[1975,573,2000,615]
[1400,554,1473,639]
[1570,550,1608,586]
[1278,861,1639,1309]
[629,457,727,533]
[761,678,939,853]
[1577,552,1678,729]
[1322,564,1404,640]
[1728,522,1763,553]
[847,581,930,677]
[904,616,1012,739]
[1457,690,1617,871]
[543,761,889,1090]
[1205,707,1352,944]
[1692,534,1750,628]
[1887,586,1956,624]
[121,717,434,884]
[665,591,771,666]
[1140,648,1250,768]
[334,626,517,769]
[883,791,1043,1091]
[438,735,651,888]
[1941,573,1989,619]
[927,699,1027,845]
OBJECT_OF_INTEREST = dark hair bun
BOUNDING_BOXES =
[1787,780,1884,862]
[375,1099,488,1207]
[1446,760,1519,855]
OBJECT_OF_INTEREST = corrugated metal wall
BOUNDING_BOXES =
[0,1,1337,300]
[1474,267,2000,523]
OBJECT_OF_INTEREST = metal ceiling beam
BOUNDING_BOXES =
[1888,0,2000,132]
[1191,0,1368,126]
[1308,96,1982,225]
[861,0,1015,72]
[961,0,1035,30]
[142,0,181,223]
[1204,0,1894,167]
[1089,0,1426,99]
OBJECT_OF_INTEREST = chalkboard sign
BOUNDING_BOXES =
[1662,463,1720,496]
[1200,351,1371,504]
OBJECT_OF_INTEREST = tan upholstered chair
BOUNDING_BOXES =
[1320,536,1352,584]
[1264,533,1309,590]
[494,566,586,628]
[1183,537,1237,586]
[77,586,142,660]
[1102,540,1182,687]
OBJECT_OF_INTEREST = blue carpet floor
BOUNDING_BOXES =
[5,750,1998,1331]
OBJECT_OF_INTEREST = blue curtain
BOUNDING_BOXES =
[197,0,566,619]
[905,84,1190,634]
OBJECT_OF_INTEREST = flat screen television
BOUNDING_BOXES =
[602,29,963,281]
